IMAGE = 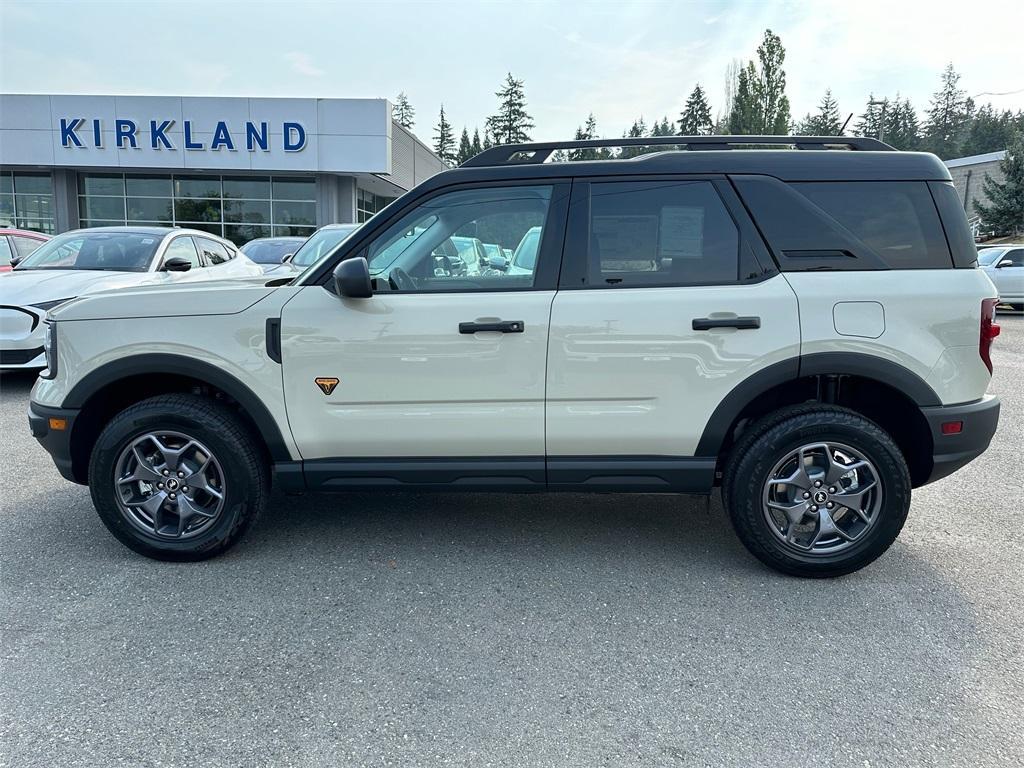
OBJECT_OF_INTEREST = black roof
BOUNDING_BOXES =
[418,136,951,191]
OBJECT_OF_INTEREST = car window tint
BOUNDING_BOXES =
[791,181,951,269]
[12,236,44,258]
[0,236,12,266]
[163,236,201,269]
[196,237,231,265]
[364,185,553,292]
[586,180,739,287]
[1004,249,1024,267]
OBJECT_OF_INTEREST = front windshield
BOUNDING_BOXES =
[14,231,162,272]
[290,226,360,267]
[977,248,1005,266]
[242,239,303,264]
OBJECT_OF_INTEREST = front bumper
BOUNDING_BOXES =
[921,395,1000,484]
[28,400,81,484]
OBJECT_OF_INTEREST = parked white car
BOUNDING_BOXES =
[978,245,1024,310]
[0,227,262,369]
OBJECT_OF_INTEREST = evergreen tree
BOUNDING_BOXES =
[471,128,483,156]
[854,94,887,139]
[962,105,1020,157]
[651,116,674,136]
[884,96,921,151]
[486,73,534,144]
[754,29,791,134]
[392,92,415,130]
[728,63,762,134]
[678,84,713,135]
[924,64,973,159]
[974,133,1024,235]
[483,128,494,150]
[801,89,841,135]
[432,105,456,165]
[456,127,473,164]
[619,117,648,158]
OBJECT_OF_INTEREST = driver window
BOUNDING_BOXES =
[162,236,201,269]
[364,185,552,292]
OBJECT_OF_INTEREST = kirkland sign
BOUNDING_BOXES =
[59,118,307,152]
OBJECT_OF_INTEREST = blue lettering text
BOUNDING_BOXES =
[60,118,84,147]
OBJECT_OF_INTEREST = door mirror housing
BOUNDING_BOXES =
[9,257,20,268]
[333,256,373,298]
[162,256,193,272]
[487,254,509,272]
[997,259,1013,268]
[281,252,294,263]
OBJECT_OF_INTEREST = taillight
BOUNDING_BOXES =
[980,298,1000,374]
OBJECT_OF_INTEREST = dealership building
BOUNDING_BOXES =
[0,94,446,243]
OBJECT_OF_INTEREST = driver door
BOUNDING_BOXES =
[279,182,569,485]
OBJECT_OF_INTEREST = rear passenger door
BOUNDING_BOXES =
[991,248,1024,302]
[545,176,800,483]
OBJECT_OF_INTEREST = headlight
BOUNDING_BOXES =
[41,320,58,379]
[30,297,76,312]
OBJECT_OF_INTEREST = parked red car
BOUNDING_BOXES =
[0,228,50,272]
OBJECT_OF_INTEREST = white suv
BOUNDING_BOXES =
[28,136,1002,577]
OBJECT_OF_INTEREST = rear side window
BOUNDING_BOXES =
[12,236,44,258]
[790,182,951,269]
[585,180,739,287]
[196,237,232,265]
[0,237,12,267]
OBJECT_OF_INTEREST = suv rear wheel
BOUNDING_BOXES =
[88,394,268,561]
[723,405,911,578]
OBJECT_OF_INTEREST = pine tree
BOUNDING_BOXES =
[482,128,494,150]
[678,85,713,135]
[433,105,456,165]
[974,133,1024,235]
[801,89,841,135]
[924,64,973,159]
[883,96,921,151]
[754,29,791,134]
[471,128,483,156]
[728,63,762,134]
[619,117,648,159]
[854,95,886,139]
[456,127,473,164]
[962,105,1019,157]
[486,73,534,144]
[393,92,415,130]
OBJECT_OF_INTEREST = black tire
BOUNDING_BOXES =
[88,394,268,561]
[723,404,911,578]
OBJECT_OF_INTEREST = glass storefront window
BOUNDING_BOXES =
[76,172,318,244]
[1,171,55,233]
[357,188,396,223]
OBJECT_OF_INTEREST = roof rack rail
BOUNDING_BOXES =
[461,135,895,167]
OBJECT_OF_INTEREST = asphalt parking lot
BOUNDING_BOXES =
[1,314,1022,768]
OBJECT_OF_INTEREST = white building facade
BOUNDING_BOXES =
[0,94,446,242]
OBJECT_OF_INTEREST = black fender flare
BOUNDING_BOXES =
[63,353,292,462]
[695,352,940,457]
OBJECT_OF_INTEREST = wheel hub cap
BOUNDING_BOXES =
[113,431,226,540]
[761,441,882,555]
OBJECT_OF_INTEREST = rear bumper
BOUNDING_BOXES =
[921,395,1000,485]
[28,400,81,484]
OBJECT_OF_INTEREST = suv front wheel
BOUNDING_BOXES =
[724,405,911,578]
[88,394,268,560]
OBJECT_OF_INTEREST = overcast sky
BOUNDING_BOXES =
[2,0,1022,143]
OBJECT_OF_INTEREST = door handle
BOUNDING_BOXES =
[692,316,761,331]
[459,320,525,334]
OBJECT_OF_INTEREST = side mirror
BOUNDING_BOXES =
[997,259,1013,268]
[9,257,20,268]
[333,256,372,298]
[281,252,294,263]
[162,256,192,272]
[487,254,509,272]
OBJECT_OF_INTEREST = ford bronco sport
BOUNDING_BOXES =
[28,136,1002,577]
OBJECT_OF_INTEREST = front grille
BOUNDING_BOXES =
[0,347,44,365]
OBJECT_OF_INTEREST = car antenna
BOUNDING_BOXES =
[839,113,853,135]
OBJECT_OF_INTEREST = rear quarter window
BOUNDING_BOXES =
[790,181,952,269]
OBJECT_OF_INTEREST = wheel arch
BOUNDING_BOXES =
[698,353,939,487]
[63,354,290,483]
